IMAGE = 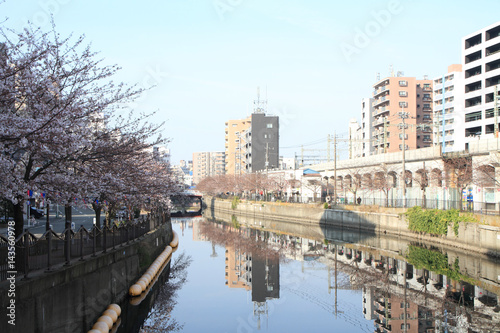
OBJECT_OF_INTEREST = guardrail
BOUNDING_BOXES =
[0,217,162,281]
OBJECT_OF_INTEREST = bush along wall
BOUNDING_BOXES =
[405,207,478,236]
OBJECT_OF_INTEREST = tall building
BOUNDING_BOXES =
[245,112,279,173]
[225,111,279,174]
[372,75,433,154]
[360,97,374,157]
[461,21,500,148]
[225,116,251,175]
[152,145,171,164]
[432,64,464,153]
[192,151,225,184]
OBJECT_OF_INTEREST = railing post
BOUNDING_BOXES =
[126,225,130,245]
[103,226,107,254]
[92,227,96,257]
[46,229,52,272]
[23,230,29,279]
[64,228,71,266]
[112,226,116,250]
[79,225,84,261]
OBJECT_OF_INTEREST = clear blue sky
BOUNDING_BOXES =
[2,0,500,164]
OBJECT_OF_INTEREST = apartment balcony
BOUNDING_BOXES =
[373,117,388,127]
[423,106,432,112]
[422,97,432,102]
[373,96,390,107]
[422,86,432,92]
[373,86,388,97]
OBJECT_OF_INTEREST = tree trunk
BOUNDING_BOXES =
[13,200,24,239]
[64,203,72,230]
[92,202,102,228]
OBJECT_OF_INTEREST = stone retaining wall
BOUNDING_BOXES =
[206,197,500,257]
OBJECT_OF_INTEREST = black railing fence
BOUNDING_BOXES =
[215,193,500,216]
[0,214,165,281]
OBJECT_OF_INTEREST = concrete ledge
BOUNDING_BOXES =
[206,197,500,257]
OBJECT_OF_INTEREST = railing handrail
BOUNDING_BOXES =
[0,215,162,281]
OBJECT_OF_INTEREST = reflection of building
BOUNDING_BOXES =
[225,245,251,290]
[201,215,500,331]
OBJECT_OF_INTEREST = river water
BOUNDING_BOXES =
[134,215,500,333]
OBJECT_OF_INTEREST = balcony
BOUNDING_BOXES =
[422,97,432,102]
[374,107,390,117]
[373,86,388,97]
[373,96,390,107]
[422,86,432,92]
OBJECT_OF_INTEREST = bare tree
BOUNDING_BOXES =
[372,164,396,207]
[443,155,473,208]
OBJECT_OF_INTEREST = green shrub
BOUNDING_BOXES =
[323,202,330,209]
[405,207,478,236]
[231,196,240,210]
[406,245,475,283]
[231,215,240,229]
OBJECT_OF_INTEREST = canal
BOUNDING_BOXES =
[132,215,500,332]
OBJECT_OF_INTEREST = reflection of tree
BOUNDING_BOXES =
[199,219,283,262]
[140,252,192,332]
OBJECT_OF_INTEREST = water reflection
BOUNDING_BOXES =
[139,252,192,332]
[191,215,500,332]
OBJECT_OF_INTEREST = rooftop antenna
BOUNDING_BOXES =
[376,72,380,81]
[253,86,267,113]
[389,64,394,77]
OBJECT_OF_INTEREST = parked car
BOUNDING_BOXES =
[30,207,44,219]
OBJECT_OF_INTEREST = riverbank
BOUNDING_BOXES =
[205,196,500,257]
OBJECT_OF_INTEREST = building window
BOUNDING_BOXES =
[267,124,273,128]
[399,80,408,86]
[399,91,408,97]
[399,101,408,108]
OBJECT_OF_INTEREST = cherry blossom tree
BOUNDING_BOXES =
[0,23,176,237]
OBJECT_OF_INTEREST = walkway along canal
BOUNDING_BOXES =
[0,213,174,332]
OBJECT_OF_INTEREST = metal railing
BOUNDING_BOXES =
[0,215,163,281]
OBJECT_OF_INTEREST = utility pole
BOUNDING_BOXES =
[398,110,410,208]
[300,145,304,167]
[327,134,331,162]
[334,132,337,203]
[265,142,269,175]
[383,116,387,153]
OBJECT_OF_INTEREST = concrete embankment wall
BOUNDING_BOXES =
[0,223,172,333]
[206,197,500,257]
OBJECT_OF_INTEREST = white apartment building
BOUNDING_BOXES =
[192,151,225,184]
[360,97,374,157]
[462,21,500,149]
[433,64,465,153]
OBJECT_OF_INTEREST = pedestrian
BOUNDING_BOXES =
[357,197,362,205]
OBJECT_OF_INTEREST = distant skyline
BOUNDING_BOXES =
[2,0,500,164]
